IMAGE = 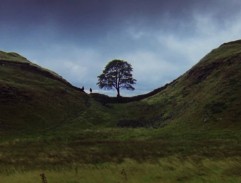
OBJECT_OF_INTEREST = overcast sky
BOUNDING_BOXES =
[1,0,241,96]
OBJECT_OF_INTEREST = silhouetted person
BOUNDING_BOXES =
[81,86,84,91]
[90,88,92,93]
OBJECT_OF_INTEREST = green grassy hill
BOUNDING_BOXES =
[0,51,95,136]
[94,40,241,130]
[1,40,241,137]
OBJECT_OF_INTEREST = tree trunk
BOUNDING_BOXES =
[116,87,120,98]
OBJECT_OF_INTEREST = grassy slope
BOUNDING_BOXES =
[0,51,96,137]
[0,51,127,138]
[0,51,30,63]
[104,40,241,131]
[0,51,64,79]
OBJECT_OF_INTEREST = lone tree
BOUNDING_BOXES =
[97,59,136,97]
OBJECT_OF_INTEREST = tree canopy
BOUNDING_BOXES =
[97,59,136,97]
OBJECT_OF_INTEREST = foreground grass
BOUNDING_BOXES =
[1,157,241,183]
[0,128,241,182]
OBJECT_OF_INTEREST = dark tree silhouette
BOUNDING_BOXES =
[97,59,136,97]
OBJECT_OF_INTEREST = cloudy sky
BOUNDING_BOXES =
[0,0,241,96]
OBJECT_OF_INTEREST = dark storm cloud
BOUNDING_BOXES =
[1,0,240,42]
[1,0,240,33]
[0,0,109,36]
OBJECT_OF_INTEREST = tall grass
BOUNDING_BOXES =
[1,128,241,182]
[1,157,241,183]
